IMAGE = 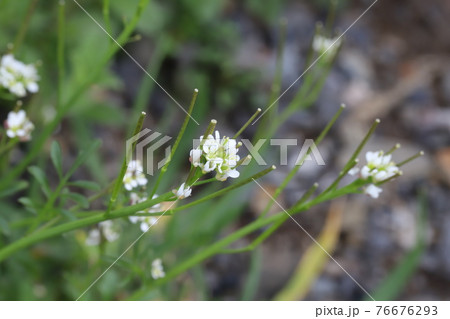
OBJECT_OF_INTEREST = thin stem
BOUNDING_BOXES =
[12,0,39,53]
[0,138,18,157]
[377,172,402,185]
[323,159,359,193]
[0,192,173,263]
[193,177,217,186]
[220,215,288,254]
[397,151,424,167]
[106,112,146,214]
[0,0,151,192]
[102,0,112,44]
[259,104,344,219]
[342,118,380,173]
[233,108,261,139]
[386,143,401,155]
[130,180,363,299]
[175,166,276,213]
[292,182,319,207]
[150,89,198,197]
[57,0,65,110]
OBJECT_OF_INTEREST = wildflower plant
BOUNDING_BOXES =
[0,0,425,301]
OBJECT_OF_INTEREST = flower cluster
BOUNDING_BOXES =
[190,130,240,181]
[129,193,161,232]
[4,110,34,141]
[85,220,119,246]
[172,182,192,199]
[151,258,165,279]
[350,150,401,198]
[123,160,148,191]
[312,34,341,57]
[0,54,39,97]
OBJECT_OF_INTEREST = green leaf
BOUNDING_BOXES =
[28,166,51,198]
[68,180,101,191]
[62,192,89,209]
[241,248,262,300]
[18,197,38,214]
[0,180,28,199]
[60,209,78,222]
[50,141,63,177]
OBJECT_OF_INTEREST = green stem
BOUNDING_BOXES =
[397,151,424,167]
[102,0,112,43]
[12,0,39,53]
[150,89,198,197]
[0,0,151,192]
[176,166,276,213]
[259,104,344,219]
[0,138,18,157]
[342,118,380,173]
[106,112,146,214]
[323,158,358,193]
[57,0,65,110]
[233,108,261,139]
[0,192,173,263]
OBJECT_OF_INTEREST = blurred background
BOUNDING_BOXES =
[0,0,449,300]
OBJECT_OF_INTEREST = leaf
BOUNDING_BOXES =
[68,180,101,191]
[50,141,63,177]
[0,180,28,198]
[18,197,38,214]
[62,192,89,209]
[273,200,344,301]
[241,248,263,300]
[60,209,78,222]
[28,166,51,198]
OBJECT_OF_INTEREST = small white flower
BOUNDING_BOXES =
[151,258,165,279]
[348,167,360,176]
[4,110,34,141]
[129,193,161,232]
[361,151,400,183]
[85,220,119,246]
[0,54,39,97]
[172,182,192,199]
[85,229,101,246]
[123,160,148,191]
[100,220,119,242]
[364,184,382,199]
[312,35,341,57]
[189,130,241,181]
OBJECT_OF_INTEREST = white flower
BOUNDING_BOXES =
[361,151,400,183]
[85,220,119,246]
[348,167,360,176]
[4,110,34,141]
[172,182,192,199]
[100,220,119,242]
[0,54,39,97]
[151,258,165,279]
[190,130,240,181]
[85,229,101,246]
[364,184,382,199]
[123,160,148,191]
[129,193,161,232]
[312,35,341,57]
